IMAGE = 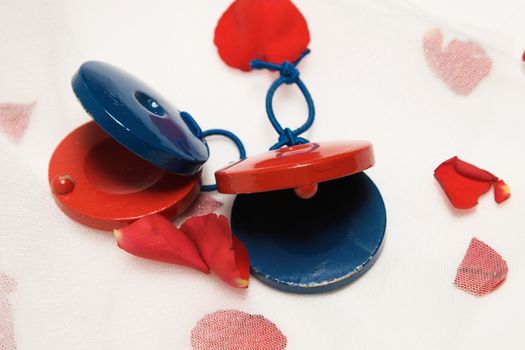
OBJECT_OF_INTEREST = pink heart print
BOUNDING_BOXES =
[0,101,36,142]
[191,310,287,350]
[423,29,492,95]
[0,273,17,350]
[176,193,223,223]
[454,238,507,296]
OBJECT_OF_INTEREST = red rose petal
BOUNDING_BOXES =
[114,214,209,274]
[452,157,497,182]
[435,156,510,209]
[214,0,310,71]
[181,214,250,288]
[494,179,511,204]
[434,157,492,209]
[454,238,508,296]
[233,235,250,283]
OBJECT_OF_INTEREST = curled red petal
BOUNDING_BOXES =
[494,179,511,204]
[454,238,508,296]
[114,214,209,274]
[214,0,310,71]
[181,214,250,288]
[233,235,250,283]
[435,156,511,208]
[434,157,492,209]
[452,157,498,182]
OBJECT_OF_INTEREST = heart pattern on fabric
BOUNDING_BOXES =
[0,273,17,350]
[191,310,287,350]
[423,29,492,95]
[176,194,223,223]
[454,238,508,296]
[0,101,36,142]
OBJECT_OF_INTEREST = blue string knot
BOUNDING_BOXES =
[250,49,315,150]
[280,61,300,84]
[280,127,299,145]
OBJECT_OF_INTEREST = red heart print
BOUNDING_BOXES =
[191,310,287,350]
[455,238,508,296]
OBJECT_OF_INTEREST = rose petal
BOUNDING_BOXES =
[181,214,250,288]
[232,235,250,284]
[454,238,508,296]
[114,214,209,274]
[452,157,497,182]
[214,0,310,71]
[494,179,511,204]
[434,157,492,209]
[435,156,510,209]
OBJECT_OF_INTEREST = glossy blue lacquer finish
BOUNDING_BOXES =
[231,172,386,294]
[72,61,209,175]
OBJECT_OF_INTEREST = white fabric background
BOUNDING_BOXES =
[1,0,524,348]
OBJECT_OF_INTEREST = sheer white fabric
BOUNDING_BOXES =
[1,0,524,348]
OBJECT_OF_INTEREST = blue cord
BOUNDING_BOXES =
[250,49,315,150]
[180,111,203,139]
[180,111,246,191]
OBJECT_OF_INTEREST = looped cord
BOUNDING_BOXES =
[181,111,246,192]
[200,128,247,192]
[250,49,315,150]
[180,111,203,138]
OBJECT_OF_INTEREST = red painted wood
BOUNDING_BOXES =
[215,141,374,195]
[48,121,201,231]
